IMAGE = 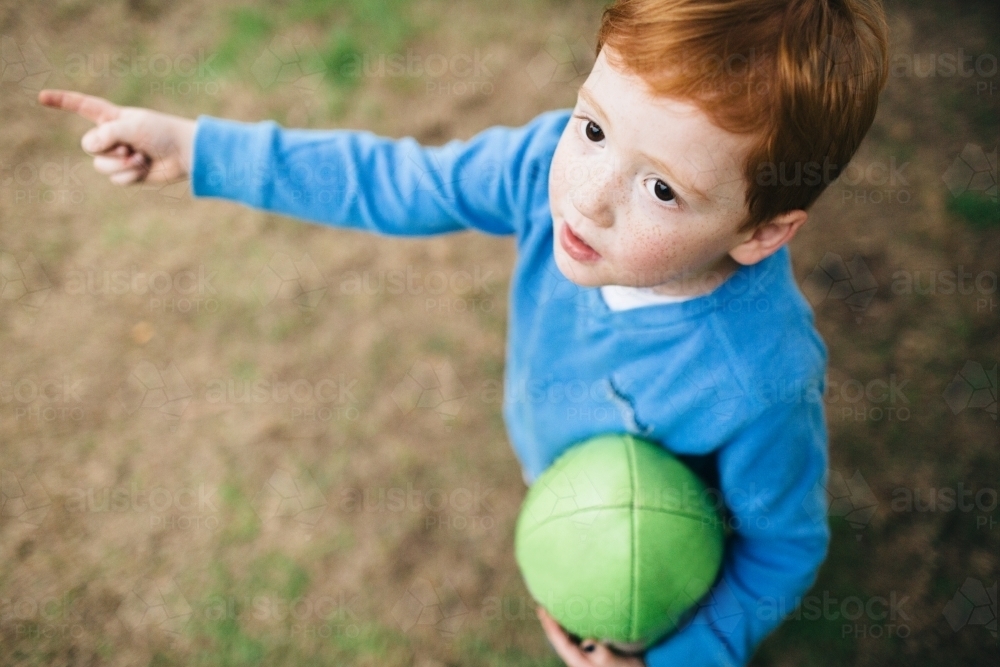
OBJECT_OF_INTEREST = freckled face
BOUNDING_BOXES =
[548,47,756,295]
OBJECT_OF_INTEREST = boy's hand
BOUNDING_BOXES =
[537,607,646,667]
[38,89,196,186]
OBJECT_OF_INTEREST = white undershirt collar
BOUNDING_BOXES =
[599,284,699,311]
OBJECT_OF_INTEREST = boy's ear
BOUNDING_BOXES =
[729,209,808,266]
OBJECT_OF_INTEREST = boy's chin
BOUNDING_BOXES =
[552,251,605,288]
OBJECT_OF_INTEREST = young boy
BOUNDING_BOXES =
[40,0,889,664]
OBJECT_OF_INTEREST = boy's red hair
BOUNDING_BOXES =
[596,0,889,231]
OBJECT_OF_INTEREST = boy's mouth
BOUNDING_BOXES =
[559,220,600,262]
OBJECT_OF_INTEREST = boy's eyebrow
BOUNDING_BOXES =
[577,85,711,203]
[578,86,610,130]
[640,149,710,203]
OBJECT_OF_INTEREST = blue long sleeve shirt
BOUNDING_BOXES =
[190,108,831,667]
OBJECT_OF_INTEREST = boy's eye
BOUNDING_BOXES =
[646,178,676,204]
[584,120,605,143]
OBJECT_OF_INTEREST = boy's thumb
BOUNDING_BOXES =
[81,120,129,154]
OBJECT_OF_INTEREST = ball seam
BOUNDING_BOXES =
[518,505,720,540]
[626,434,639,643]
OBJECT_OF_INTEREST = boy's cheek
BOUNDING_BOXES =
[548,152,572,214]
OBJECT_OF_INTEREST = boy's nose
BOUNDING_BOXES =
[568,160,619,227]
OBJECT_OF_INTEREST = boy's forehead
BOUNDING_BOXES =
[580,48,750,205]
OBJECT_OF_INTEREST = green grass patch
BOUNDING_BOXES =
[214,8,274,73]
[186,556,413,666]
[192,612,267,667]
[947,191,999,230]
[209,0,425,119]
[268,313,309,341]
[246,552,311,600]
[230,358,258,381]
[101,216,133,247]
[218,478,261,544]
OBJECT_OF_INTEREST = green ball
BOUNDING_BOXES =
[515,433,725,647]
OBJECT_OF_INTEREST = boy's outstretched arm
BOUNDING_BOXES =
[187,112,558,237]
[643,395,832,667]
[40,89,565,238]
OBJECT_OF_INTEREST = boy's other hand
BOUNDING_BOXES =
[537,607,646,667]
[38,89,196,186]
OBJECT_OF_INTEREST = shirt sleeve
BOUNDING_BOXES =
[644,393,831,667]
[189,110,567,238]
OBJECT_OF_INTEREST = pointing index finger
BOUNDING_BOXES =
[37,89,122,124]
